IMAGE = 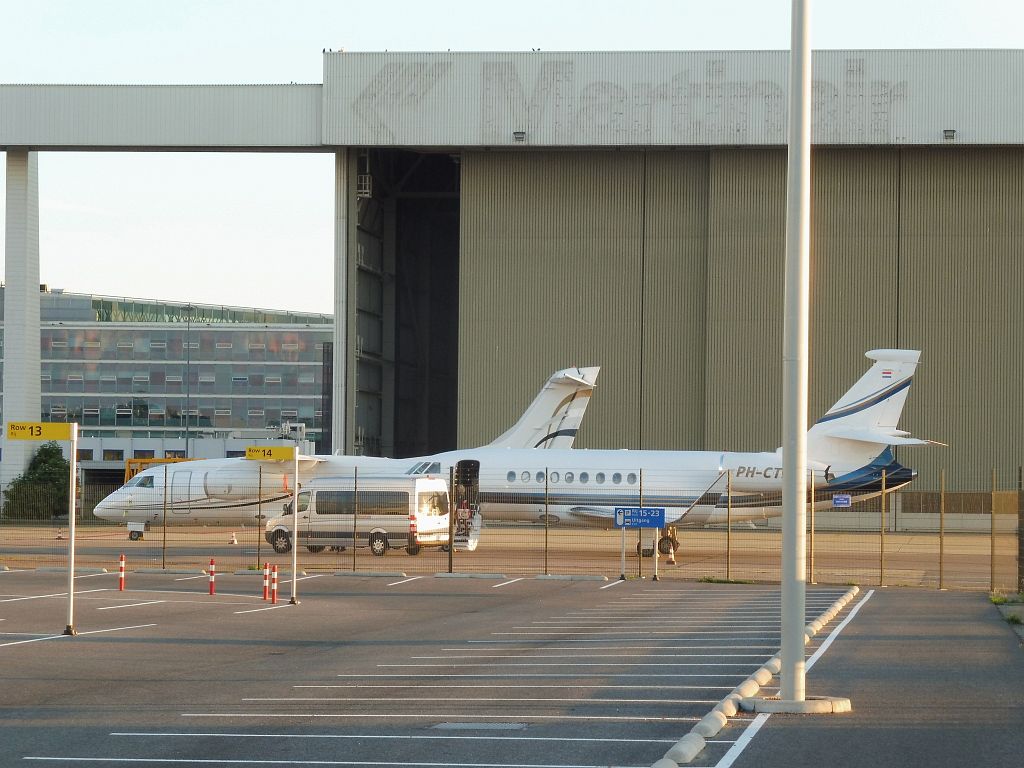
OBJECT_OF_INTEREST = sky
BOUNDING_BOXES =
[1,0,1020,314]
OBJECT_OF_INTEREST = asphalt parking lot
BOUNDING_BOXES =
[0,568,865,768]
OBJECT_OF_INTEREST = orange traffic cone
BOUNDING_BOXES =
[667,542,677,566]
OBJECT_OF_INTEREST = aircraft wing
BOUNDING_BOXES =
[823,427,946,447]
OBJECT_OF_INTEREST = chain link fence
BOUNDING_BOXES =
[1,466,1020,592]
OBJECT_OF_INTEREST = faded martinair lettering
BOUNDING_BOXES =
[481,58,907,144]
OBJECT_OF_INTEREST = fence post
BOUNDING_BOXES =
[352,467,359,573]
[1018,465,1023,595]
[880,469,887,586]
[991,468,996,593]
[808,470,815,585]
[726,470,732,581]
[256,465,262,567]
[939,469,945,591]
[162,464,168,570]
[544,467,549,576]
[447,465,454,575]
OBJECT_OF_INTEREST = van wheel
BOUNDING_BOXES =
[128,531,142,541]
[270,530,292,554]
[306,545,325,554]
[369,533,388,556]
[405,545,421,556]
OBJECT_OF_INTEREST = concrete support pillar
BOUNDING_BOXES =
[332,150,350,454]
[2,152,42,489]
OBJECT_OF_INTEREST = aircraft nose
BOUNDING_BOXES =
[93,489,129,520]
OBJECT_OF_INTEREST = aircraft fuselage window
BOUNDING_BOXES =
[579,472,589,484]
[627,472,637,484]
[565,472,574,483]
[535,471,545,483]
[506,471,516,483]
[612,472,622,484]
[520,470,530,483]
[549,472,559,483]
[596,472,606,484]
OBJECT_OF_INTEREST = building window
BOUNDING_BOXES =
[133,450,155,459]
[199,375,216,383]
[232,376,248,384]
[116,341,134,349]
[102,449,125,461]
[281,410,298,418]
[282,342,299,350]
[216,342,233,349]
[76,449,93,461]
[247,409,264,417]
[133,375,149,383]
[225,450,246,458]
[266,376,282,384]
[115,408,133,416]
[150,341,167,349]
[166,375,182,383]
[84,341,101,349]
[164,450,186,459]
[248,343,265,350]
[83,408,100,416]
[50,341,68,348]
[214,409,232,416]
[68,374,84,382]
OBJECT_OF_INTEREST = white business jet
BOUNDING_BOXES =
[92,366,600,529]
[95,350,937,549]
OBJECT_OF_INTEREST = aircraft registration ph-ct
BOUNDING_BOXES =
[94,350,939,545]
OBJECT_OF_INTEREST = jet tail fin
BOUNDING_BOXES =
[485,366,600,449]
[806,349,938,470]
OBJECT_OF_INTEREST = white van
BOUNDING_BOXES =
[263,475,450,556]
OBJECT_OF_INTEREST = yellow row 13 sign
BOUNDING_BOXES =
[6,422,74,441]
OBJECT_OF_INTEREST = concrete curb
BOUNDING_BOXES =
[535,574,609,582]
[233,569,309,577]
[37,567,108,574]
[0,565,10,571]
[135,568,206,574]
[434,572,508,579]
[653,585,861,767]
[333,571,407,578]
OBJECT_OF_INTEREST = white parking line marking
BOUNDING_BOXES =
[492,630,779,635]
[335,673,744,679]
[416,653,768,659]
[599,579,624,589]
[0,623,155,648]
[0,588,108,603]
[26,757,650,767]
[173,576,206,581]
[492,578,523,588]
[444,645,777,651]
[234,605,291,615]
[298,684,733,691]
[182,712,700,722]
[244,696,719,705]
[388,577,423,586]
[112,731,678,744]
[97,601,165,611]
[379,662,759,668]
[807,590,873,670]
[73,573,114,579]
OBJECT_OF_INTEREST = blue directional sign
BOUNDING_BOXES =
[614,507,666,528]
[832,494,852,508]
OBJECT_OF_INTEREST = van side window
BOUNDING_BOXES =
[315,490,409,516]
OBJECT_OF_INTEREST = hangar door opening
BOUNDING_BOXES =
[349,150,459,458]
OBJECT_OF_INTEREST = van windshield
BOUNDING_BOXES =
[418,491,449,517]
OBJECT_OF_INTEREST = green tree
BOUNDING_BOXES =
[2,442,71,520]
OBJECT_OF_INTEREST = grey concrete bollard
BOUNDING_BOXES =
[665,733,706,764]
[692,710,729,737]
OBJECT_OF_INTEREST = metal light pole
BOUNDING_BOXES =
[779,0,812,705]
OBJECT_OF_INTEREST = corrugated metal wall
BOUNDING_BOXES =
[459,147,1024,487]
[898,148,1024,489]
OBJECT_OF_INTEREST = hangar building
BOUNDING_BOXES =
[2,50,1022,491]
